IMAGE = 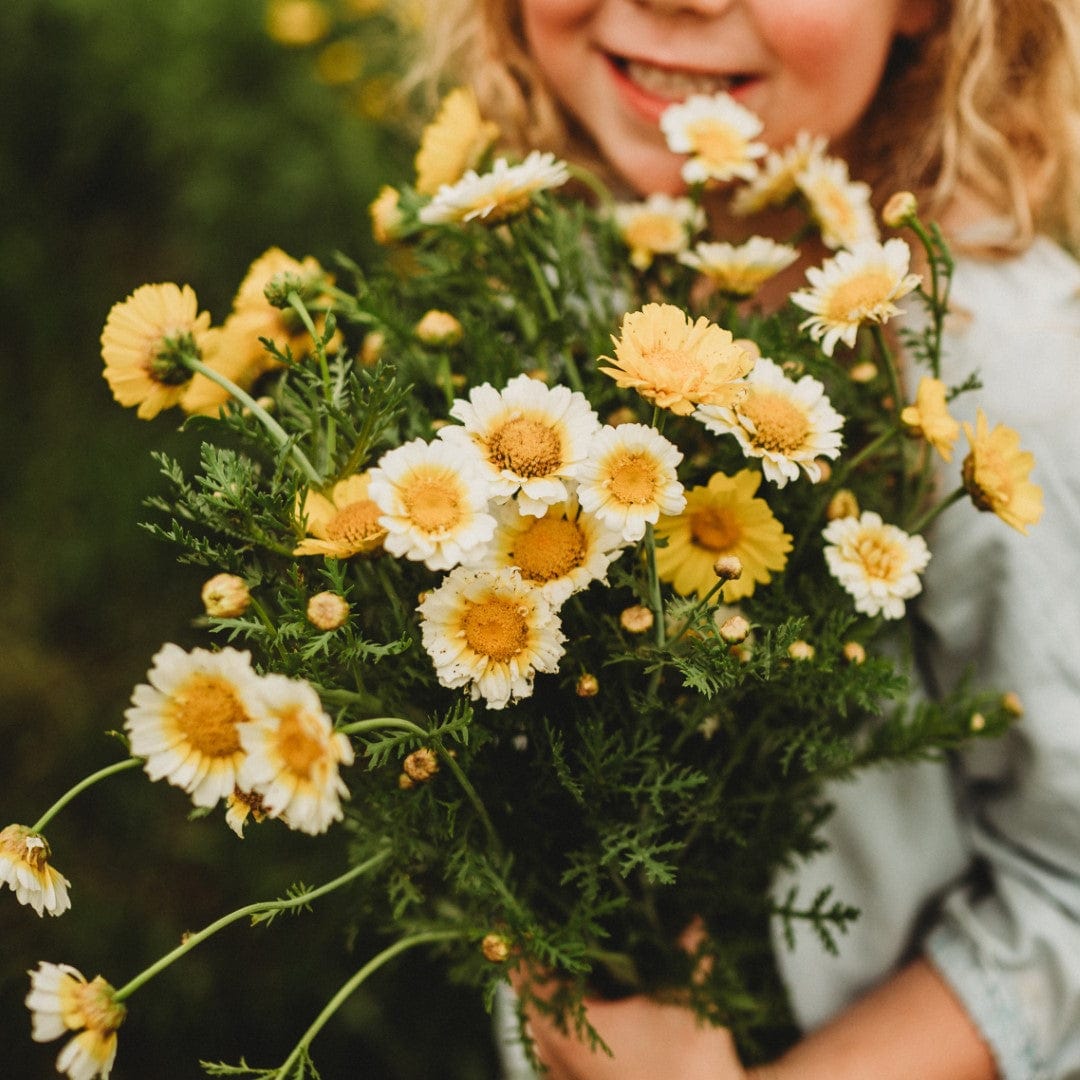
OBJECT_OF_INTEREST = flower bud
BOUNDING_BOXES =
[849,361,878,384]
[713,555,743,582]
[369,185,404,244]
[360,329,386,366]
[718,614,750,644]
[306,591,350,631]
[576,673,600,697]
[201,573,251,618]
[788,640,815,661]
[882,191,918,229]
[605,406,638,428]
[481,933,511,963]
[620,605,654,634]
[969,712,987,732]
[841,641,866,665]
[826,489,860,520]
[1002,692,1024,718]
[415,309,463,346]
[403,748,439,784]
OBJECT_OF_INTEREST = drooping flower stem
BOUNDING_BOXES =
[905,485,967,536]
[182,356,322,486]
[112,851,392,1003]
[271,929,468,1080]
[338,716,429,738]
[31,758,142,833]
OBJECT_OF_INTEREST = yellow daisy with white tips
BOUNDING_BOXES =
[613,193,705,270]
[795,153,878,251]
[660,93,767,186]
[414,86,500,197]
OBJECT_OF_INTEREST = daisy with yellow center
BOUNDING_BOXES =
[794,154,878,251]
[571,422,686,543]
[0,825,71,917]
[100,283,214,419]
[655,470,792,603]
[790,239,922,357]
[679,236,799,299]
[237,675,354,836]
[660,92,767,186]
[600,303,755,416]
[478,496,628,607]
[901,377,961,461]
[414,86,500,197]
[696,356,844,487]
[961,410,1043,534]
[294,472,388,558]
[368,437,496,570]
[418,567,566,710]
[822,511,931,619]
[124,644,268,809]
[731,131,828,216]
[441,373,602,516]
[26,961,125,1080]
[418,151,570,226]
[612,194,706,270]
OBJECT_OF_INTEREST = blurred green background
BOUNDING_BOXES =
[0,1,498,1076]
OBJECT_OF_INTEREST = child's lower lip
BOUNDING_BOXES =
[605,56,756,125]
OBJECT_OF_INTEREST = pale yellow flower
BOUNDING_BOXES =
[0,825,71,917]
[415,309,464,346]
[731,131,828,216]
[601,303,754,416]
[882,191,918,229]
[415,87,500,197]
[612,194,705,270]
[660,93,767,185]
[795,154,878,250]
[100,283,213,419]
[655,470,792,603]
[961,410,1043,534]
[901,377,961,461]
[679,236,798,298]
[294,473,388,558]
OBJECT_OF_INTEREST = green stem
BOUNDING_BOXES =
[905,485,967,535]
[338,716,428,737]
[272,930,467,1080]
[31,758,142,833]
[437,746,501,851]
[515,228,560,325]
[183,356,322,486]
[288,290,336,465]
[113,851,391,1003]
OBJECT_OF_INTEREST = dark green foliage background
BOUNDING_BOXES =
[0,2,497,1076]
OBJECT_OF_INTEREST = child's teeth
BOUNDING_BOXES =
[625,61,733,98]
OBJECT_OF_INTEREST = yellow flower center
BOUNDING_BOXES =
[487,416,564,478]
[964,451,1010,511]
[643,346,702,384]
[815,183,858,237]
[690,507,741,553]
[624,214,684,254]
[853,530,905,583]
[79,977,126,1035]
[739,390,811,455]
[607,452,660,505]
[326,499,385,544]
[275,708,324,780]
[169,674,251,757]
[462,597,529,662]
[402,474,465,533]
[823,269,895,320]
[512,517,587,583]
[687,119,743,168]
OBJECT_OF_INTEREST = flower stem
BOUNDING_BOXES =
[905,485,967,535]
[288,290,337,465]
[272,929,467,1080]
[338,716,428,737]
[182,356,322,486]
[31,758,142,833]
[113,851,391,1003]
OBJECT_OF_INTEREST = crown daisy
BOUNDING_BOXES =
[794,153,878,250]
[679,236,799,298]
[0,825,71,918]
[731,131,829,216]
[613,194,706,270]
[901,377,961,461]
[961,410,1043,534]
[660,93,767,185]
[414,86,500,197]
[294,472,388,558]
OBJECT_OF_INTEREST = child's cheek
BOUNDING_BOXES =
[749,0,857,75]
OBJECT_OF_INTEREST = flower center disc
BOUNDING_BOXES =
[326,499,384,544]
[739,391,811,454]
[686,120,742,169]
[512,517,587,583]
[853,532,905,582]
[402,475,464,533]
[488,416,563,478]
[824,269,895,320]
[276,709,323,780]
[608,453,659,505]
[625,215,684,252]
[690,506,741,552]
[462,597,529,662]
[169,674,250,756]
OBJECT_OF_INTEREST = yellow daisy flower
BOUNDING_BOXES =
[679,236,799,298]
[100,283,213,419]
[369,184,405,244]
[790,239,921,357]
[795,153,878,250]
[26,961,125,1080]
[0,825,71,917]
[124,644,268,809]
[418,567,566,710]
[822,511,930,619]
[961,410,1043,534]
[655,470,792,603]
[238,675,354,836]
[731,131,828,216]
[660,92,767,185]
[415,87,500,197]
[294,473,388,558]
[613,194,705,270]
[901,377,961,461]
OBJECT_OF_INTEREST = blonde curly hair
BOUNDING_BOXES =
[406,0,1080,254]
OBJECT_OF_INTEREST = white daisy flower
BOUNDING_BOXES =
[418,567,566,710]
[612,193,706,270]
[124,644,268,809]
[731,131,829,216]
[679,236,799,298]
[418,151,570,225]
[822,511,930,619]
[475,496,628,607]
[440,373,602,517]
[0,825,71,917]
[660,93,767,185]
[368,437,497,571]
[26,961,125,1080]
[571,423,686,543]
[790,238,922,356]
[238,675,354,836]
[696,356,844,486]
[794,153,878,250]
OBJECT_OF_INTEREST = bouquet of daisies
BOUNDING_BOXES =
[7,88,1041,1079]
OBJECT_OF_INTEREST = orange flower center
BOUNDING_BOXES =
[169,674,251,757]
[326,499,385,544]
[690,506,741,553]
[275,708,324,780]
[852,531,905,583]
[402,475,465,533]
[607,453,660,505]
[512,516,587,583]
[686,119,743,168]
[462,597,529,661]
[739,391,811,455]
[624,214,685,254]
[822,269,895,320]
[487,416,563,478]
